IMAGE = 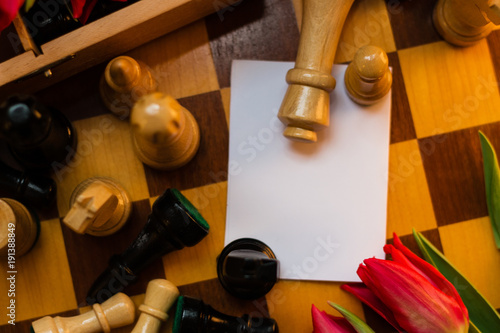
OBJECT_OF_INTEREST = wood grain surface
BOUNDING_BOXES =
[1,0,500,332]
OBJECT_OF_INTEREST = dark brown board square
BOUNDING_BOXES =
[205,0,299,88]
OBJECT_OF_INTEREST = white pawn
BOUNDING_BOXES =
[344,45,392,106]
[131,279,180,333]
[31,293,135,333]
[130,93,200,170]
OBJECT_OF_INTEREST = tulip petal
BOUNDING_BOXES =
[414,230,500,333]
[312,304,357,333]
[341,283,404,332]
[0,0,23,32]
[361,258,468,333]
[328,302,375,333]
[392,233,467,315]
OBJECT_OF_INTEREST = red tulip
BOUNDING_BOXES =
[71,0,127,24]
[342,234,469,333]
[0,0,23,32]
[312,304,357,333]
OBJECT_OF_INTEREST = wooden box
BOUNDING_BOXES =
[0,0,230,95]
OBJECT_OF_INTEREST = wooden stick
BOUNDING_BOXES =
[277,0,355,143]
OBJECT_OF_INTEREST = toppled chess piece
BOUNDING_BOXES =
[0,94,77,169]
[87,188,209,304]
[277,0,355,143]
[31,292,135,333]
[63,177,132,236]
[130,92,200,170]
[344,45,392,106]
[0,161,56,208]
[99,55,157,118]
[173,296,279,333]
[217,238,279,300]
[131,279,180,333]
[434,0,500,47]
[0,198,40,258]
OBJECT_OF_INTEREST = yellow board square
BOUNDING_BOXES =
[387,140,437,238]
[56,114,150,217]
[335,0,396,64]
[127,20,219,100]
[268,280,365,332]
[156,182,227,286]
[0,219,77,324]
[439,217,500,309]
[399,40,500,138]
[220,87,231,128]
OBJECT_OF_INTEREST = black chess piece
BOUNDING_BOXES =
[217,238,279,300]
[0,94,77,169]
[0,161,56,208]
[173,296,279,333]
[86,188,210,304]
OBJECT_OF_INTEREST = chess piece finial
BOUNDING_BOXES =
[63,177,132,236]
[0,161,56,208]
[130,93,200,170]
[173,296,278,333]
[131,279,180,333]
[434,0,500,46]
[100,56,157,118]
[277,0,355,143]
[0,198,40,258]
[344,45,392,106]
[0,94,77,169]
[86,188,209,304]
[31,292,135,333]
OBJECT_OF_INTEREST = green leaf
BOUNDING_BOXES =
[413,230,500,332]
[25,0,37,12]
[328,302,375,333]
[479,131,500,249]
[468,321,481,333]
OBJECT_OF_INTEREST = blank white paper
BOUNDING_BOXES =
[225,60,391,282]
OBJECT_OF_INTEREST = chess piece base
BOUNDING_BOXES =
[0,198,40,257]
[433,0,494,47]
[131,110,200,170]
[344,65,392,106]
[69,177,131,236]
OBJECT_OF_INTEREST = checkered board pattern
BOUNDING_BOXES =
[1,0,500,331]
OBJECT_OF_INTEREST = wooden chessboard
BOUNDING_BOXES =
[1,0,500,331]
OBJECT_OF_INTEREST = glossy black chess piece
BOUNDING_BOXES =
[0,94,77,169]
[0,161,56,208]
[217,238,279,300]
[86,188,210,304]
[173,296,279,333]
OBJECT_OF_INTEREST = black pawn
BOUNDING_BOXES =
[173,296,279,333]
[86,188,210,304]
[0,161,56,208]
[0,94,77,169]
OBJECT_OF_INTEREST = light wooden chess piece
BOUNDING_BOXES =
[131,279,180,333]
[100,55,157,118]
[434,0,500,46]
[130,92,200,170]
[0,198,39,257]
[277,0,355,143]
[63,177,131,236]
[344,45,392,106]
[31,292,135,333]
